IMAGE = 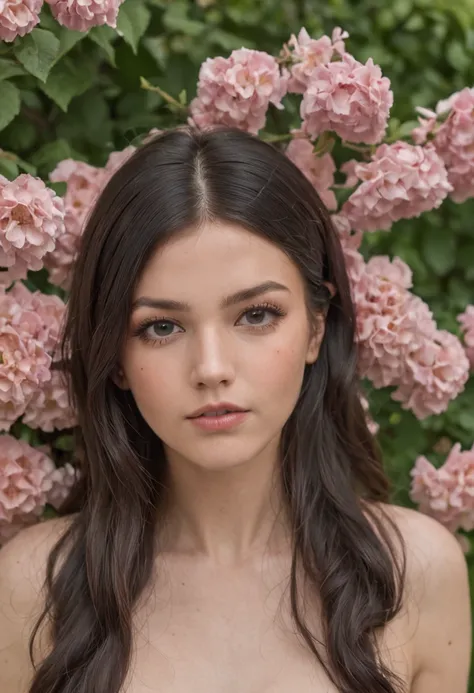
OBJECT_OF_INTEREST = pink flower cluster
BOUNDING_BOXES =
[0,435,76,546]
[0,281,76,430]
[0,0,42,42]
[458,305,474,369]
[412,88,474,203]
[341,141,452,232]
[46,146,135,290]
[332,220,470,419]
[282,26,348,94]
[285,136,337,210]
[301,53,393,145]
[23,367,76,432]
[47,160,106,289]
[410,442,474,548]
[188,48,289,134]
[0,174,65,286]
[45,0,124,31]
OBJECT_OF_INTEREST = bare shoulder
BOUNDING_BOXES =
[0,515,76,693]
[369,502,472,693]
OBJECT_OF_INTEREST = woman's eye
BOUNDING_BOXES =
[148,320,178,338]
[239,308,274,326]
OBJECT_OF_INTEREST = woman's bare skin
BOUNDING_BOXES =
[0,500,470,693]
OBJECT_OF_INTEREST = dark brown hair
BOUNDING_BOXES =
[28,125,407,693]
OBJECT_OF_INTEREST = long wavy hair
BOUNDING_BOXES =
[27,125,407,693]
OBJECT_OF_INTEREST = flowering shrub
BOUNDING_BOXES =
[0,0,473,580]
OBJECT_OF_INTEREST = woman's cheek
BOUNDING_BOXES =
[257,342,306,393]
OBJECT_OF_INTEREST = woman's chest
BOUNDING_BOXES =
[122,557,414,693]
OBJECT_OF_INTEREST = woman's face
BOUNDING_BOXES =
[118,221,325,472]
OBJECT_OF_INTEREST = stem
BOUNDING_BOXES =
[341,140,373,153]
[260,132,293,143]
[140,77,188,114]
[0,150,18,161]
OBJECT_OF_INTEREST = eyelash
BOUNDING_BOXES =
[132,302,287,347]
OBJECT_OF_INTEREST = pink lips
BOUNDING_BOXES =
[188,410,248,432]
[188,401,247,419]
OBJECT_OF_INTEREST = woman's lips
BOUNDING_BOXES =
[188,411,249,431]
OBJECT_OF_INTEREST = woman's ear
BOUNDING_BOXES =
[305,282,335,364]
[324,281,337,299]
[305,314,326,365]
[111,365,129,390]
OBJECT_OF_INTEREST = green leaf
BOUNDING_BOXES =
[404,12,425,31]
[0,158,19,179]
[207,28,248,50]
[144,36,168,70]
[163,14,207,36]
[2,118,37,152]
[54,26,87,64]
[13,28,61,82]
[40,55,96,111]
[422,226,456,276]
[48,181,67,196]
[42,505,59,520]
[0,81,21,132]
[30,139,73,171]
[54,434,75,451]
[88,25,117,66]
[397,119,420,138]
[459,410,474,432]
[446,40,471,71]
[0,58,27,81]
[116,0,151,55]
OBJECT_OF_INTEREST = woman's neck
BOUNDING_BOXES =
[157,440,291,565]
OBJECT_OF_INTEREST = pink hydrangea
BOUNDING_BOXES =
[410,442,474,540]
[8,280,66,359]
[47,159,106,289]
[0,0,42,42]
[188,48,289,134]
[23,367,77,432]
[0,282,65,430]
[45,0,123,31]
[364,254,413,290]
[282,26,349,94]
[104,145,136,176]
[353,257,431,389]
[0,287,52,430]
[458,305,474,368]
[392,328,470,419]
[301,52,393,145]
[285,136,337,210]
[341,141,452,232]
[412,88,474,203]
[351,255,469,417]
[0,435,77,545]
[330,213,364,286]
[0,174,65,286]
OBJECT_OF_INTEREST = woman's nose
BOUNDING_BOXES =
[190,328,236,389]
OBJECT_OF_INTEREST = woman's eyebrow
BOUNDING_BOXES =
[131,280,290,313]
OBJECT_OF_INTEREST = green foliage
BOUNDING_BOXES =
[1,0,474,684]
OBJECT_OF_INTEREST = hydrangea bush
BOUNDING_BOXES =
[0,0,474,658]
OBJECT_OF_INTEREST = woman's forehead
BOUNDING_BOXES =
[133,222,303,302]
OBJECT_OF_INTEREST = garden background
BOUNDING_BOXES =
[1,0,474,687]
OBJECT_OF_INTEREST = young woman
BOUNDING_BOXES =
[0,126,471,693]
